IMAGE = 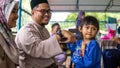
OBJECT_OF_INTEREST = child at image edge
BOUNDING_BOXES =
[67,16,101,68]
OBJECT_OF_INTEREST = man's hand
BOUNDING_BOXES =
[61,30,76,43]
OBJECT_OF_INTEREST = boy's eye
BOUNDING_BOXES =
[93,27,97,31]
[86,26,89,29]
[93,28,97,31]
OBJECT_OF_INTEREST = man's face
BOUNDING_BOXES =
[32,3,51,25]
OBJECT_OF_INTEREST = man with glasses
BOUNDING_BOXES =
[15,0,75,68]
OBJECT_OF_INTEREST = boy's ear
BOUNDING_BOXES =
[97,30,99,33]
[78,26,82,32]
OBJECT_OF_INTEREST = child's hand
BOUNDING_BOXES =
[81,42,86,57]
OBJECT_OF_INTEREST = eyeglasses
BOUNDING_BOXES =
[35,9,52,14]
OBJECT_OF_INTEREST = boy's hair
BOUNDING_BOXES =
[51,23,60,29]
[80,16,99,30]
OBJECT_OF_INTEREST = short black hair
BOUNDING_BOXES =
[80,16,99,30]
[51,23,60,29]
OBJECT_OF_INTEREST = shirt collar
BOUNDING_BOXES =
[31,19,45,29]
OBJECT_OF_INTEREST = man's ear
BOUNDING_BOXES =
[31,10,34,14]
[78,26,82,32]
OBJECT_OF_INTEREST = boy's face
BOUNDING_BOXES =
[79,24,98,40]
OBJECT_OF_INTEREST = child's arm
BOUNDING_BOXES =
[66,43,77,55]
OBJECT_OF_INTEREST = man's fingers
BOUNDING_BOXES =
[64,36,76,43]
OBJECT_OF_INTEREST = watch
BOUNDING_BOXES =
[56,30,63,38]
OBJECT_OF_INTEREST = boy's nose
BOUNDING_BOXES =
[88,28,92,32]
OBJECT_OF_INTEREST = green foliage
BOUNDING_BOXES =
[16,0,120,33]
[65,12,120,31]
[86,12,107,21]
[65,12,77,21]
